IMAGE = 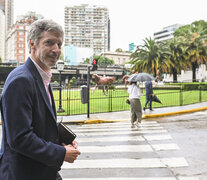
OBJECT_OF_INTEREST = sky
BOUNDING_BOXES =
[14,0,207,51]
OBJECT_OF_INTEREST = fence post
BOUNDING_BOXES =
[87,66,90,118]
[109,88,112,112]
[199,82,202,102]
[180,84,183,106]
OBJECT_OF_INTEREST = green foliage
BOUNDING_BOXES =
[129,37,169,77]
[84,58,91,64]
[115,48,123,52]
[174,20,207,82]
[69,77,76,86]
[129,20,207,82]
[84,55,114,66]
[53,84,207,115]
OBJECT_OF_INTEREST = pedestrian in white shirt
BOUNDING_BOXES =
[127,82,142,128]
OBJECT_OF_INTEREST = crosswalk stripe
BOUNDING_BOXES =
[144,134,172,141]
[61,121,199,180]
[75,126,163,132]
[61,157,188,169]
[77,123,161,129]
[152,143,180,151]
[78,129,167,136]
[78,143,179,153]
[79,144,153,153]
[77,136,145,142]
[77,134,172,143]
[178,177,199,180]
[63,177,199,180]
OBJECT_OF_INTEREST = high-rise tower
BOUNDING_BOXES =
[5,0,13,33]
[64,4,110,55]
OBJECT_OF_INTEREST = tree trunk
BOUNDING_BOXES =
[172,68,178,83]
[192,62,197,82]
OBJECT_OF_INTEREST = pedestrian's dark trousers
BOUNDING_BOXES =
[144,94,152,109]
[56,173,62,180]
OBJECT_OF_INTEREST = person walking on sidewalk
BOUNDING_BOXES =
[128,82,142,128]
[143,81,154,111]
[0,19,80,180]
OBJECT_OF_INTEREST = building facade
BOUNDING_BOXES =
[99,51,131,65]
[0,0,5,11]
[64,4,110,55]
[0,9,5,61]
[154,24,182,42]
[5,0,13,33]
[5,11,43,63]
[0,0,13,62]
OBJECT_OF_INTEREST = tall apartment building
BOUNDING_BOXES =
[0,9,5,61]
[154,24,182,42]
[0,0,5,11]
[5,11,43,63]
[0,0,13,62]
[5,0,13,33]
[64,4,110,55]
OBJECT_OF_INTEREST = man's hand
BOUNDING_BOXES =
[64,144,80,163]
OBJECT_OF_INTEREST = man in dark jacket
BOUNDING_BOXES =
[143,81,154,111]
[0,19,80,180]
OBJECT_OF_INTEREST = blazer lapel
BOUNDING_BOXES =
[25,58,56,121]
[49,84,57,117]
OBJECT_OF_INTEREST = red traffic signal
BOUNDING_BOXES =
[91,59,98,71]
[92,59,98,65]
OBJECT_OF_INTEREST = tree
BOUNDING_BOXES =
[174,20,207,82]
[84,55,114,66]
[129,37,170,78]
[115,48,123,52]
[164,38,189,82]
[0,56,2,63]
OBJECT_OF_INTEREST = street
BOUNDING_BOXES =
[59,110,207,180]
[0,111,207,179]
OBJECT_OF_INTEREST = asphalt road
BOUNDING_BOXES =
[0,111,207,180]
[156,110,207,180]
[59,110,207,180]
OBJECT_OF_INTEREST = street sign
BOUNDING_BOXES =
[129,43,134,52]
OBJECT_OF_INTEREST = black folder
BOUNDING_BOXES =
[58,122,76,145]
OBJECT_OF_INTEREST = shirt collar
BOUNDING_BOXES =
[30,57,52,83]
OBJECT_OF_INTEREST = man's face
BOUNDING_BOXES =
[31,31,63,71]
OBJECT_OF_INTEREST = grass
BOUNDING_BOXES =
[53,86,207,115]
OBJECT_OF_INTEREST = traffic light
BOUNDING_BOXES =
[91,59,98,71]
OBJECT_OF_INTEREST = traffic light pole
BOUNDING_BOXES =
[87,65,90,118]
[86,59,98,118]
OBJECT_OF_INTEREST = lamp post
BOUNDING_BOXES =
[56,60,65,113]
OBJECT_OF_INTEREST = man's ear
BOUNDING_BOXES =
[29,40,35,49]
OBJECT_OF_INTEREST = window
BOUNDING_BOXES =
[19,38,24,42]
[18,50,24,54]
[18,31,24,36]
[18,44,24,48]
[18,56,24,60]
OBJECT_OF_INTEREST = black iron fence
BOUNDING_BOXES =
[52,83,207,116]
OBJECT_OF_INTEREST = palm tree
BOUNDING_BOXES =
[129,37,170,78]
[174,20,207,82]
[164,37,189,82]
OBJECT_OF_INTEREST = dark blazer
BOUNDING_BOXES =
[0,58,66,180]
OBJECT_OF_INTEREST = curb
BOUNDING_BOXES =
[142,106,207,119]
[63,106,207,124]
[1,106,207,125]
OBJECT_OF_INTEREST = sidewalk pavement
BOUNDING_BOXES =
[61,102,207,124]
[1,102,207,125]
